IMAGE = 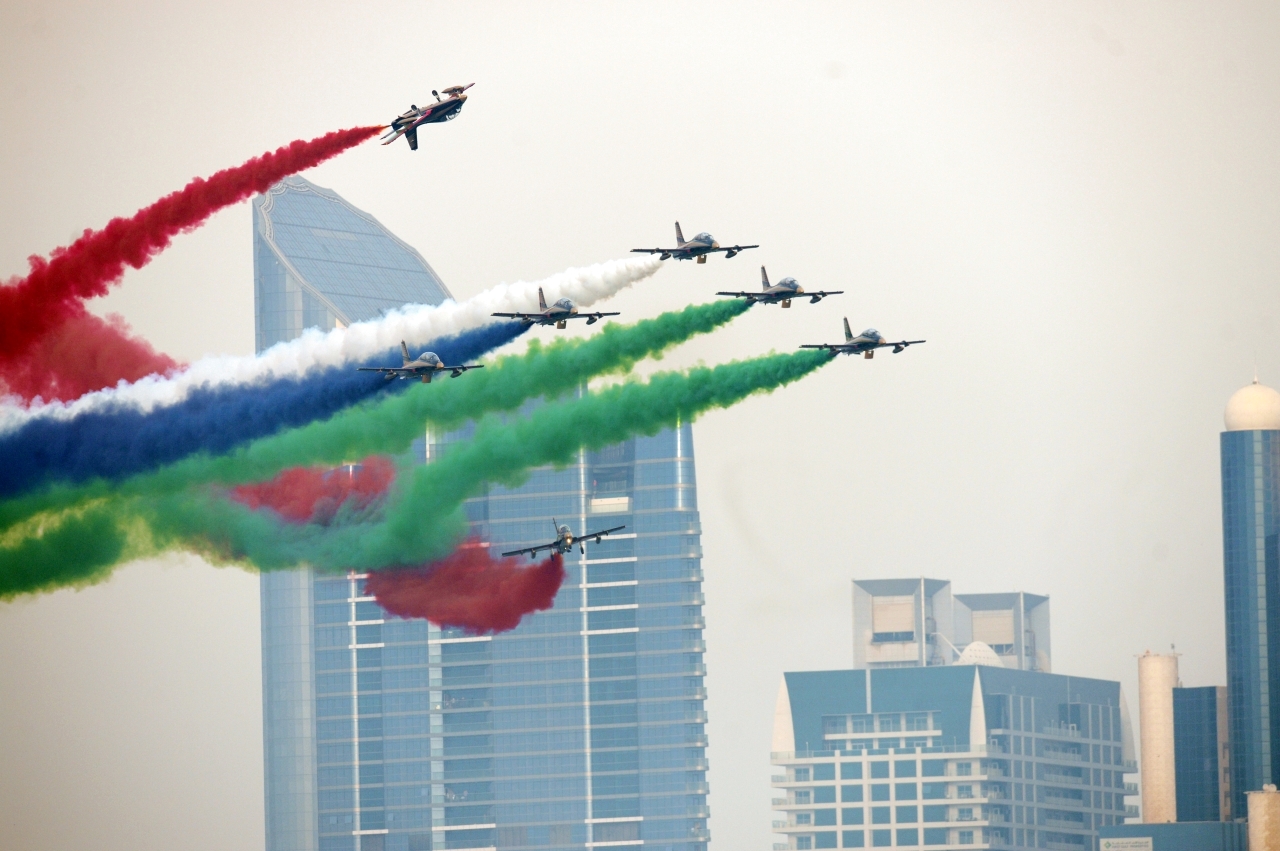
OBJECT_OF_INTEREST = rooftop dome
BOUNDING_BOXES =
[1225,380,1280,431]
[955,641,1004,668]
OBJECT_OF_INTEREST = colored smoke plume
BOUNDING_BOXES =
[365,542,564,633]
[0,125,380,401]
[2,310,180,403]
[231,456,395,524]
[0,321,524,499]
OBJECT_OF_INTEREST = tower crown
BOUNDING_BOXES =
[1225,379,1280,431]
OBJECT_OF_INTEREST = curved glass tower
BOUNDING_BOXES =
[255,176,452,851]
[255,179,709,851]
[1220,379,1280,817]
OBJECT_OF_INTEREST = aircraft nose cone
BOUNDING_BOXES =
[711,241,720,249]
[797,286,805,293]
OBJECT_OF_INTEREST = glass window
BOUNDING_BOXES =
[842,830,864,848]
[795,791,812,805]
[957,763,972,776]
[841,786,863,803]
[815,810,837,826]
[796,814,812,825]
[796,768,811,782]
[895,761,917,778]
[958,807,974,821]
[922,805,948,822]
[896,806,918,823]
[815,787,837,804]
[815,833,837,849]
[959,830,974,845]
[814,764,836,781]
[895,783,917,801]
[878,716,902,733]
[871,785,890,801]
[871,829,892,847]
[842,808,864,825]
[871,807,891,824]
[870,762,890,779]
[796,837,812,850]
[957,785,974,799]
[841,763,864,780]
[906,713,931,731]
[921,760,946,777]
[923,827,949,846]
[896,829,919,846]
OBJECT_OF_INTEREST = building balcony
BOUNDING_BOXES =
[772,798,787,807]
[1123,782,1138,794]
[1125,805,1140,818]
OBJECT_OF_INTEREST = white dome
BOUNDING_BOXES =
[955,641,1004,668]
[1225,380,1280,431]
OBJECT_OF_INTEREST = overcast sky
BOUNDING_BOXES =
[3,2,1280,849]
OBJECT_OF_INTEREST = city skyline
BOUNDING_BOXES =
[4,5,1280,851]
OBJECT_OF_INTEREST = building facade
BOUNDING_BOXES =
[852,580,1050,674]
[256,178,709,851]
[1219,379,1280,817]
[1171,686,1230,822]
[771,665,1135,851]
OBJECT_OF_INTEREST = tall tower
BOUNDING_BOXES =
[255,176,451,851]
[255,179,710,851]
[1220,378,1280,818]
[1137,651,1178,823]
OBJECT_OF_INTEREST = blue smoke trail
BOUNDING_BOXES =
[0,321,525,498]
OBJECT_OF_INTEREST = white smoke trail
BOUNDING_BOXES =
[0,256,662,433]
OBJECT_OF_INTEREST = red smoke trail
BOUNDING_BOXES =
[365,541,566,633]
[230,456,396,524]
[2,311,180,403]
[0,124,381,402]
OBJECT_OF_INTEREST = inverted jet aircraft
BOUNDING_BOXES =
[631,222,758,263]
[800,318,925,359]
[491,287,619,329]
[381,83,474,150]
[717,266,843,308]
[502,520,627,559]
[357,342,484,382]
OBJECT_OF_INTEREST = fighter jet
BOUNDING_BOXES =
[491,287,619,329]
[717,266,843,308]
[800,318,925,359]
[380,83,474,150]
[502,520,627,559]
[357,342,484,382]
[631,222,758,263]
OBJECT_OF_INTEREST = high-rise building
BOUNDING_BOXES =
[255,177,710,851]
[1220,378,1280,817]
[1172,686,1231,822]
[851,580,1050,673]
[770,664,1135,851]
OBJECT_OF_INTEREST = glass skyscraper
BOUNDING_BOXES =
[1171,686,1230,822]
[1219,379,1280,817]
[255,177,709,851]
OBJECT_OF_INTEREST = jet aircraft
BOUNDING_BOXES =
[502,520,627,559]
[631,222,758,263]
[381,83,474,150]
[357,342,484,382]
[717,266,843,308]
[800,318,925,359]
[491,287,619,329]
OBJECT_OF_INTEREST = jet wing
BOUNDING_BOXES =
[804,290,844,302]
[630,247,673,255]
[562,312,620,324]
[581,525,626,540]
[715,291,760,299]
[490,312,544,323]
[882,340,926,352]
[799,344,841,350]
[501,541,558,558]
[357,366,415,376]
[709,244,760,256]
[443,364,485,377]
[405,125,419,151]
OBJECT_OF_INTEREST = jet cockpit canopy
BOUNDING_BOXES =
[553,298,574,310]
[693,232,714,244]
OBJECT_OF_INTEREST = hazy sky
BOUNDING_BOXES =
[3,2,1280,849]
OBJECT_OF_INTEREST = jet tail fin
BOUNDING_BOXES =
[843,318,853,342]
[400,341,411,365]
[674,221,685,245]
[406,126,419,151]
[538,287,548,311]
[761,266,770,290]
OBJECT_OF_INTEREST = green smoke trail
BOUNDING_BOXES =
[0,348,830,598]
[142,348,833,572]
[0,300,749,532]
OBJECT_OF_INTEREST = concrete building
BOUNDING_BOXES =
[1220,378,1280,817]
[771,664,1135,851]
[257,178,710,851]
[1172,686,1230,822]
[1097,821,1247,851]
[1137,653,1178,824]
[1248,784,1280,851]
[851,580,1050,673]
